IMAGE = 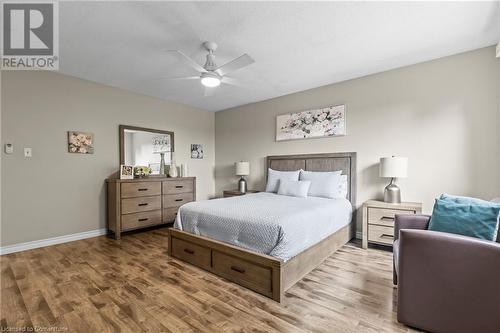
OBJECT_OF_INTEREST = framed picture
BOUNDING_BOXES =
[191,144,203,159]
[120,165,134,179]
[68,131,94,154]
[276,104,346,141]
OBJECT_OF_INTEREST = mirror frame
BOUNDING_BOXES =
[119,124,175,166]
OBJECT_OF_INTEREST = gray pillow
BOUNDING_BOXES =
[299,170,342,199]
[265,168,300,193]
[277,180,311,198]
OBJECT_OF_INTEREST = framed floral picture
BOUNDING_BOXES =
[68,131,94,154]
[276,104,346,141]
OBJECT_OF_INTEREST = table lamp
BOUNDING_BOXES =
[235,161,250,193]
[379,156,408,203]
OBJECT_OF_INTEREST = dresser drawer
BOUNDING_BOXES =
[122,210,162,231]
[121,196,161,214]
[171,238,211,270]
[163,193,194,208]
[212,251,272,296]
[163,207,178,223]
[368,225,395,245]
[163,180,194,194]
[368,207,416,227]
[121,182,161,198]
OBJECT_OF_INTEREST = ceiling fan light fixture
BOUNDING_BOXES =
[200,72,221,87]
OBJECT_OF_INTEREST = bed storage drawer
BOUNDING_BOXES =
[163,193,194,208]
[212,250,272,296]
[121,182,161,198]
[368,225,395,245]
[122,210,162,231]
[171,238,211,270]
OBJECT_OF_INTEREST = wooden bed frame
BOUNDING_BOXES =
[168,152,357,303]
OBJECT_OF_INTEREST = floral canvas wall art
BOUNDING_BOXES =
[68,131,94,154]
[276,105,346,141]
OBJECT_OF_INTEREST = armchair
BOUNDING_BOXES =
[393,214,500,333]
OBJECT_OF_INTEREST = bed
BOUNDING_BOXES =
[167,152,357,302]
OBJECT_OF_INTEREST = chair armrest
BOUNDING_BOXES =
[397,229,500,333]
[394,214,430,240]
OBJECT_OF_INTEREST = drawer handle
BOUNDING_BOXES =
[183,248,194,254]
[138,188,148,191]
[175,199,183,202]
[381,234,394,239]
[138,218,148,222]
[230,266,246,274]
[175,185,184,189]
[381,216,395,221]
[138,203,148,207]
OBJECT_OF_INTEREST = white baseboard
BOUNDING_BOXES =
[0,228,107,255]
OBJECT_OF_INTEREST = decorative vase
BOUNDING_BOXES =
[169,163,178,178]
[159,153,165,175]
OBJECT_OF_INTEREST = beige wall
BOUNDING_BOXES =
[215,46,500,233]
[1,71,215,246]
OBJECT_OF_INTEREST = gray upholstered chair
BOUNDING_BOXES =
[393,214,500,333]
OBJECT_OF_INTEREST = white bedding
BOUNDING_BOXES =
[174,192,352,261]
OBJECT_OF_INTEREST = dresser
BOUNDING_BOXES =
[107,177,196,239]
[362,200,422,249]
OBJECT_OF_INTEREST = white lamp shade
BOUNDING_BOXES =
[235,161,250,176]
[379,157,408,178]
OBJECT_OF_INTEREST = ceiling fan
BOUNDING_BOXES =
[166,41,254,96]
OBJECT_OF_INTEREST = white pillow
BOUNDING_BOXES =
[337,175,348,199]
[277,180,311,198]
[299,170,342,199]
[265,168,301,193]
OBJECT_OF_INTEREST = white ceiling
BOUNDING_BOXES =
[59,2,500,112]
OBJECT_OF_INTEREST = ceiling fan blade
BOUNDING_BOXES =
[147,76,199,81]
[204,86,216,97]
[215,54,254,76]
[221,76,242,86]
[166,50,206,73]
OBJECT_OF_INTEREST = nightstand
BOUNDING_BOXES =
[362,200,422,249]
[223,190,259,198]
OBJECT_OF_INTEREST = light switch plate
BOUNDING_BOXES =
[5,143,13,154]
[24,148,32,157]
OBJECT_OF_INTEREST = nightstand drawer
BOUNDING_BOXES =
[368,207,416,227]
[368,225,395,245]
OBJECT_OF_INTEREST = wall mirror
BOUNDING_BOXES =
[119,125,174,175]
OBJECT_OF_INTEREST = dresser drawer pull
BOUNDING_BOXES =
[138,188,148,191]
[175,185,184,189]
[380,234,394,239]
[183,248,194,254]
[381,216,395,221]
[138,218,148,222]
[230,266,246,274]
[175,199,183,202]
[138,203,148,207]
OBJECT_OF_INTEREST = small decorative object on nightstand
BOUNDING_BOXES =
[235,161,250,193]
[223,189,259,198]
[362,200,422,249]
[380,156,408,203]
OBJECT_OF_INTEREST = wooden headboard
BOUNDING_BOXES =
[266,152,357,207]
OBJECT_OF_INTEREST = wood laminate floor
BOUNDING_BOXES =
[1,227,420,333]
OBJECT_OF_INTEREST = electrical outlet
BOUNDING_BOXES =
[24,148,32,157]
